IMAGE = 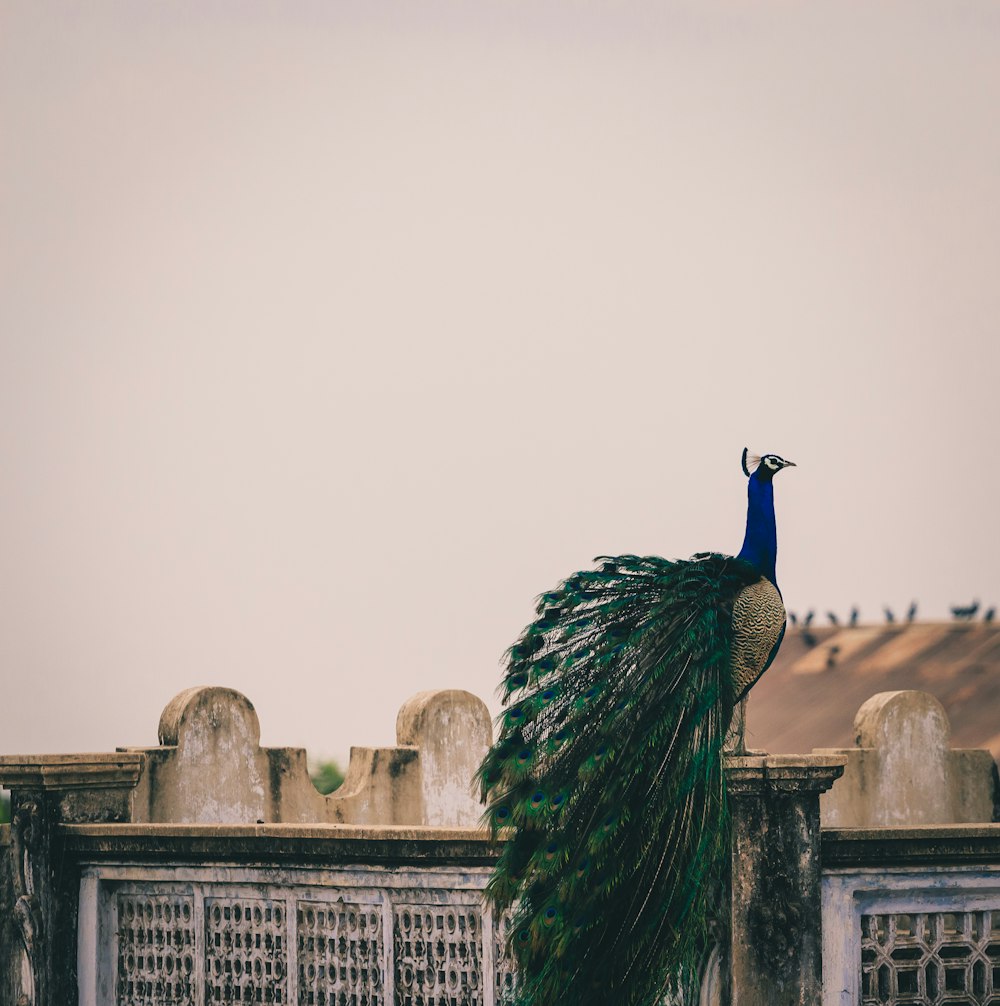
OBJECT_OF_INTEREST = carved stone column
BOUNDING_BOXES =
[724,754,846,1006]
[0,754,143,1006]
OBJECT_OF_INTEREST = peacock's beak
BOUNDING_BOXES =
[783,460,797,468]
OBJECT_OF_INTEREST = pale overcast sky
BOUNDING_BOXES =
[2,1,998,763]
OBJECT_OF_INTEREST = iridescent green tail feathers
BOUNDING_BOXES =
[477,553,760,1006]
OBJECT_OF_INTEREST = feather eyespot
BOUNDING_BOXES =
[543,840,559,860]
[493,805,511,824]
[515,747,533,765]
[529,791,545,810]
[549,792,567,810]
[542,907,558,927]
[577,683,601,708]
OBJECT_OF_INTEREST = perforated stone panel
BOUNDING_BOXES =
[862,910,1000,1004]
[205,897,289,1004]
[493,913,515,1006]
[116,893,195,1006]
[94,873,503,1006]
[394,904,483,1006]
[297,901,384,1006]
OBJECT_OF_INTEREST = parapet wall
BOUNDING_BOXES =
[1,684,995,834]
[816,689,998,827]
[3,684,994,832]
[124,685,492,827]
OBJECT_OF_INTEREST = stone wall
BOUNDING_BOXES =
[124,685,492,827]
[1,683,998,1006]
[0,824,17,1006]
[5,684,994,836]
[816,690,998,828]
[0,686,495,1006]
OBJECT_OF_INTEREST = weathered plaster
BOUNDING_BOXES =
[396,689,492,827]
[125,686,493,827]
[818,691,997,828]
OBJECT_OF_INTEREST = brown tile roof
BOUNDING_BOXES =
[744,623,1000,758]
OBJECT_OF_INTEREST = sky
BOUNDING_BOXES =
[1,1,998,765]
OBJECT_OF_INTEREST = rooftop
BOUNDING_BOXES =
[746,623,1000,758]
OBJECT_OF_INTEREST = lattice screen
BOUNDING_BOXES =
[298,901,384,1006]
[393,904,483,1006]
[112,883,502,1006]
[116,894,196,1006]
[862,910,1000,1004]
[492,913,515,1006]
[204,897,289,1003]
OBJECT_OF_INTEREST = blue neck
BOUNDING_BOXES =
[736,471,778,585]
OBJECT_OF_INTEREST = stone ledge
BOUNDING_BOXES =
[60,822,501,866]
[64,822,493,840]
[726,753,847,795]
[823,824,1000,868]
[0,753,144,791]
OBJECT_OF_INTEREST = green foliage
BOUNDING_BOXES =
[310,760,345,796]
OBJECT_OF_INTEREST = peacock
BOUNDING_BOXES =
[477,449,796,1005]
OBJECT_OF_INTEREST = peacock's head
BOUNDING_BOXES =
[742,448,796,480]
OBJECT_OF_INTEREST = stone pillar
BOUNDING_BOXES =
[0,754,143,1006]
[725,754,846,1006]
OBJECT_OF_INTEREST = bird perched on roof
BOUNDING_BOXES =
[952,601,980,621]
[478,449,795,1005]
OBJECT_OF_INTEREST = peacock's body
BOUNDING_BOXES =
[478,449,795,1005]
